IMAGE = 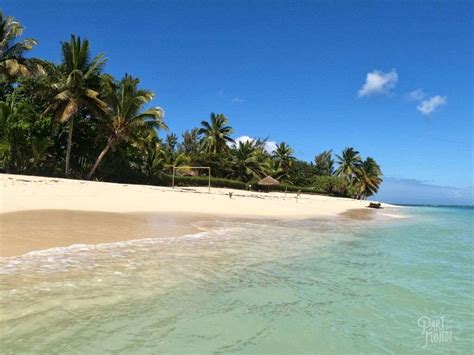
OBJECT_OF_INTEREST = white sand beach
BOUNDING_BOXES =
[0,173,390,217]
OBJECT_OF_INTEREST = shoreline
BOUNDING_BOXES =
[0,173,401,257]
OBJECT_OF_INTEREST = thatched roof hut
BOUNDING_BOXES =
[258,176,279,186]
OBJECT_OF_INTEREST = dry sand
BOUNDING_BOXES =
[0,174,390,217]
[0,174,395,256]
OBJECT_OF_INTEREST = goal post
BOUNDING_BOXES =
[171,166,211,192]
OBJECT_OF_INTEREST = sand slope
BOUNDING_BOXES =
[0,174,391,218]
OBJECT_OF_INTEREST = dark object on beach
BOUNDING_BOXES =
[368,202,383,209]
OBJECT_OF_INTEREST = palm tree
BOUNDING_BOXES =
[0,11,41,81]
[198,112,235,154]
[45,36,107,175]
[354,157,383,199]
[272,142,295,180]
[335,147,362,182]
[86,74,167,179]
[165,133,178,153]
[179,128,201,154]
[231,140,266,181]
[315,150,334,176]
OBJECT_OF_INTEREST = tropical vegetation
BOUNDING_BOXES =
[0,9,383,199]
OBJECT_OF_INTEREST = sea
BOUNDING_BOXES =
[1,206,472,353]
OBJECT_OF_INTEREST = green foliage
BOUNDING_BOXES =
[198,113,235,154]
[86,74,166,179]
[0,10,41,81]
[312,175,352,197]
[229,140,267,182]
[335,147,362,181]
[0,99,52,173]
[287,160,317,186]
[179,128,200,154]
[272,142,296,181]
[314,150,334,176]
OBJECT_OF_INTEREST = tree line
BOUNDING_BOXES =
[0,10,382,199]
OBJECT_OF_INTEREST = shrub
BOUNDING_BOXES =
[312,175,353,197]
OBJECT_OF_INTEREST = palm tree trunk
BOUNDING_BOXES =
[87,137,114,180]
[65,116,74,176]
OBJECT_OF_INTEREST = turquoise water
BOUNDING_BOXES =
[1,207,473,353]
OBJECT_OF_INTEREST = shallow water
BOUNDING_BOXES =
[1,207,472,353]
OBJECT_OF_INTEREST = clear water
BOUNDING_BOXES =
[1,207,473,353]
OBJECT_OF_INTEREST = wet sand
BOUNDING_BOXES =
[0,210,205,257]
[0,207,393,257]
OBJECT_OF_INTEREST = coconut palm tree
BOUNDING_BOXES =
[179,128,201,154]
[0,11,41,81]
[335,147,362,182]
[272,142,295,180]
[353,157,383,199]
[44,35,107,175]
[231,140,266,181]
[315,150,334,176]
[86,74,167,179]
[165,133,178,153]
[198,112,235,154]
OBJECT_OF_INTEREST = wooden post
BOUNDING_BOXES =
[172,166,175,189]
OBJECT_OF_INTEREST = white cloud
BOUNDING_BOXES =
[231,97,244,103]
[417,95,447,115]
[263,141,278,154]
[232,135,277,154]
[408,88,426,101]
[358,69,398,97]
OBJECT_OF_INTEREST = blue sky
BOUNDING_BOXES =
[3,0,473,204]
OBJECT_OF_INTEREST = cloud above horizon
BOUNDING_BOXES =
[232,135,278,154]
[408,88,426,101]
[417,95,447,115]
[358,69,398,97]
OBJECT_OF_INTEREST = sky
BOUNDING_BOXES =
[3,0,473,205]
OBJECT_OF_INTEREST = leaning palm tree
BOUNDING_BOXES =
[0,11,41,81]
[335,147,362,182]
[86,74,167,179]
[272,142,296,179]
[354,157,383,199]
[198,112,235,154]
[44,35,107,175]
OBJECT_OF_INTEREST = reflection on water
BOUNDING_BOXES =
[1,207,472,353]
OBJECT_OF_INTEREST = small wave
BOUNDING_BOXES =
[0,222,251,275]
[379,213,409,219]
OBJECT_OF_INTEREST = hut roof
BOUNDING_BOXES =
[258,176,280,186]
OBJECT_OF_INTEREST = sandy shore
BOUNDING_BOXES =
[0,174,395,257]
[0,174,390,217]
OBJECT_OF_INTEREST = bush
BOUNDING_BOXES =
[311,175,353,197]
